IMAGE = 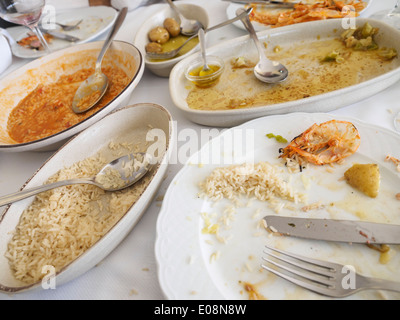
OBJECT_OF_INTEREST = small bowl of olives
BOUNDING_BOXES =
[133,3,209,77]
[184,55,225,88]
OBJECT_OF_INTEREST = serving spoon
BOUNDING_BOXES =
[71,7,128,114]
[56,19,83,31]
[166,0,203,36]
[0,152,154,207]
[236,8,288,83]
[146,7,253,60]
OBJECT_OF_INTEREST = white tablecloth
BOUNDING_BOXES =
[0,0,398,300]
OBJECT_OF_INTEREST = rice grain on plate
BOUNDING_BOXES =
[199,162,306,209]
[5,146,151,284]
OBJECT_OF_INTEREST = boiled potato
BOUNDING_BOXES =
[344,163,380,198]
[145,42,162,53]
[164,18,180,37]
[148,26,170,44]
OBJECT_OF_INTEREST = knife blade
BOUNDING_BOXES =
[223,0,297,7]
[40,28,81,42]
[263,215,400,244]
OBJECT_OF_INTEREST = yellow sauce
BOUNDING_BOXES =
[188,64,222,88]
[149,34,199,61]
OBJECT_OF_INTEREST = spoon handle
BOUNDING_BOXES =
[206,7,252,33]
[0,178,96,207]
[198,28,208,70]
[237,9,266,61]
[95,7,128,70]
[166,0,184,22]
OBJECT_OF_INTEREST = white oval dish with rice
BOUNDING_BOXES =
[0,103,173,293]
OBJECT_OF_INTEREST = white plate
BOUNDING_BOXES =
[0,103,174,293]
[0,40,144,152]
[169,17,400,127]
[6,6,117,59]
[155,112,400,300]
[226,0,372,32]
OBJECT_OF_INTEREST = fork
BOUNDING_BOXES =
[56,19,83,31]
[262,245,400,298]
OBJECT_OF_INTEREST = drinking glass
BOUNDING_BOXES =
[0,0,50,52]
[369,0,400,29]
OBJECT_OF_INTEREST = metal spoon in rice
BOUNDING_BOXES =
[0,152,154,207]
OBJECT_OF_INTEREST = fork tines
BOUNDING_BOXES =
[262,245,339,296]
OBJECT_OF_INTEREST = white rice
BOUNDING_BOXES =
[199,162,306,208]
[5,144,151,284]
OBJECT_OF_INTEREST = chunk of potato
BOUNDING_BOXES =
[145,42,162,53]
[148,26,170,44]
[164,18,180,37]
[344,163,380,198]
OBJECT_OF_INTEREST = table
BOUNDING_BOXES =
[0,0,398,300]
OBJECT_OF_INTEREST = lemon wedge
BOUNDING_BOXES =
[344,163,380,198]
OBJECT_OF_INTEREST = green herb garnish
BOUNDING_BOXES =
[266,133,288,143]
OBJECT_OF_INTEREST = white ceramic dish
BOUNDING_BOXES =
[133,3,209,77]
[226,0,372,32]
[169,17,400,127]
[0,103,174,293]
[6,6,117,59]
[156,112,400,300]
[0,40,144,152]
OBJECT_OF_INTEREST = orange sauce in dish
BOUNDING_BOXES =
[7,66,130,144]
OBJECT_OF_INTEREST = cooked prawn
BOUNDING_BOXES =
[249,0,367,28]
[279,120,361,165]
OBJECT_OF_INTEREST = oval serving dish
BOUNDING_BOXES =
[169,17,400,127]
[0,103,174,293]
[0,40,144,152]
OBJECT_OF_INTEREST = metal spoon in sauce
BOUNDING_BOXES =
[236,8,288,84]
[71,7,128,114]
[0,152,154,207]
[166,0,203,36]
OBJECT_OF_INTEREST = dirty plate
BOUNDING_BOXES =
[0,40,144,152]
[156,112,400,300]
[6,6,117,59]
[169,17,400,127]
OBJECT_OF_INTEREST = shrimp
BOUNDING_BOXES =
[279,120,361,165]
[249,0,366,28]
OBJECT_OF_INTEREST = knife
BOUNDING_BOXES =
[263,215,400,244]
[223,0,297,7]
[39,28,81,42]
